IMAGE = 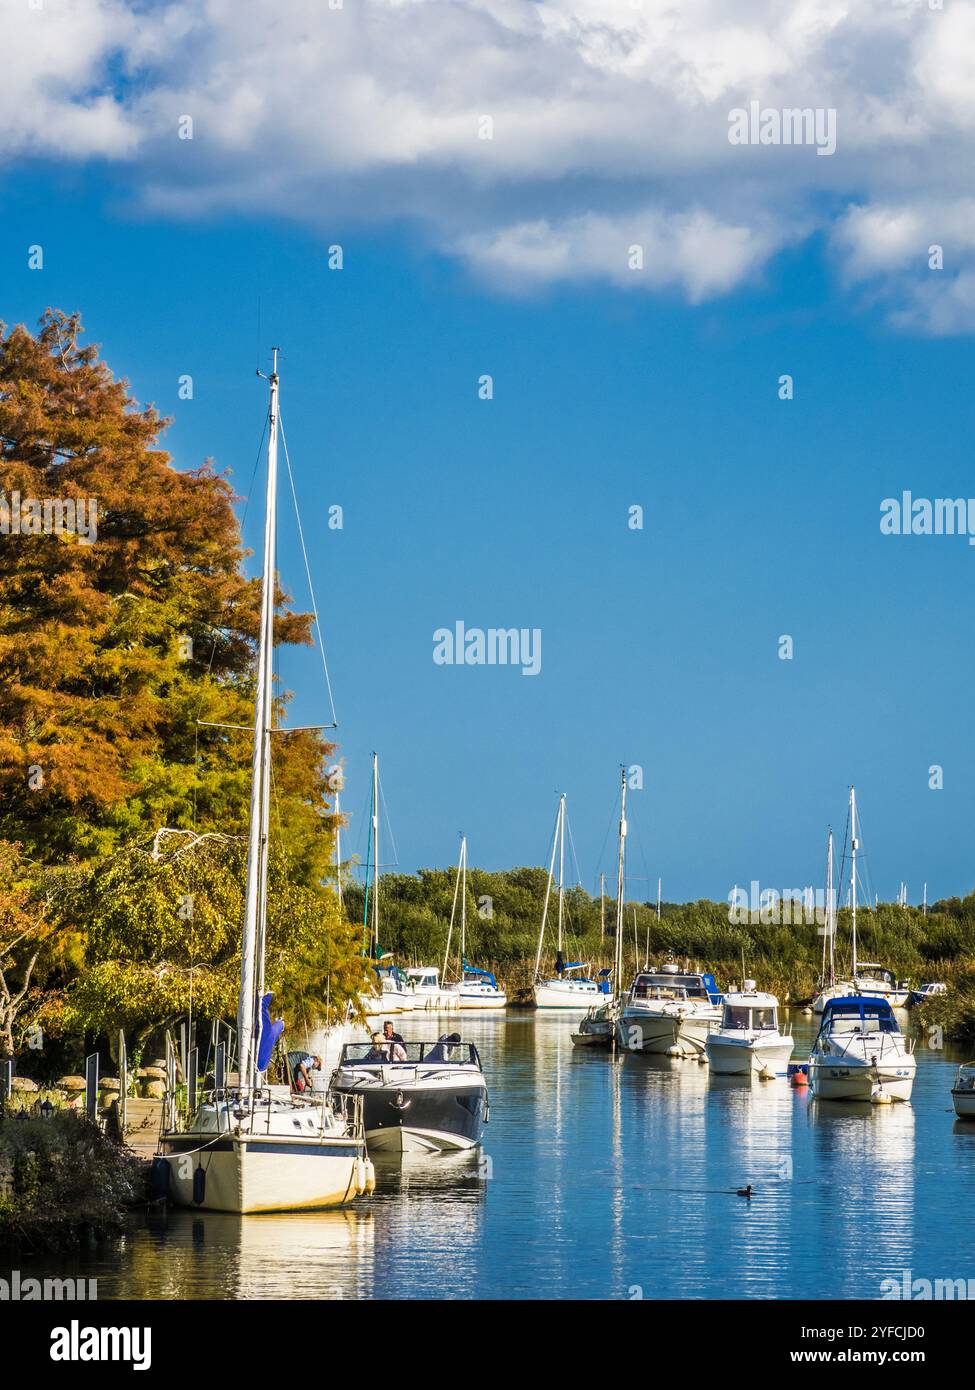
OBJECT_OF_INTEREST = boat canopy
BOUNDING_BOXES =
[562,962,589,972]
[463,966,499,987]
[820,996,900,1033]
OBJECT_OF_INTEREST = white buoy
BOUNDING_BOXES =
[801,1007,813,1017]
[698,1053,709,1065]
[759,1066,775,1081]
[666,1045,682,1058]
[871,1089,892,1106]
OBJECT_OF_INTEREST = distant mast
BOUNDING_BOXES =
[237,348,280,1089]
[371,752,380,955]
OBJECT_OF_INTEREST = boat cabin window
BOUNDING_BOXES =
[723,1006,777,1030]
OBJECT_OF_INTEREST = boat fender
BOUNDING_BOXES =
[365,1159,376,1194]
[354,1157,366,1195]
[193,1164,206,1206]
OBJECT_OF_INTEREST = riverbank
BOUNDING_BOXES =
[0,1106,141,1253]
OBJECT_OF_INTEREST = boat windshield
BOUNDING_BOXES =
[858,965,895,985]
[826,1008,898,1035]
[631,974,704,1000]
[723,1006,777,1030]
[339,1041,479,1066]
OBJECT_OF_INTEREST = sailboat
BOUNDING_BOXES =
[158,352,372,1212]
[359,752,415,1017]
[443,835,507,1009]
[532,794,604,1009]
[812,789,910,1012]
[571,770,626,1047]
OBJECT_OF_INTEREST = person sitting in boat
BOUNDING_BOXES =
[370,1028,407,1062]
[363,1034,386,1063]
[383,1020,406,1046]
[287,1050,322,1093]
[425,1032,462,1063]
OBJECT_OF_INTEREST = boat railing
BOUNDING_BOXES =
[162,1083,365,1142]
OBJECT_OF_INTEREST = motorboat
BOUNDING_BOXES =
[570,971,616,1046]
[705,983,795,1076]
[808,995,917,1103]
[951,1063,975,1119]
[447,966,507,1010]
[360,961,415,1017]
[329,1037,489,1153]
[404,966,459,1011]
[908,981,946,1008]
[618,961,723,1057]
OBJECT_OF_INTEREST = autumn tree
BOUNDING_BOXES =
[0,310,336,882]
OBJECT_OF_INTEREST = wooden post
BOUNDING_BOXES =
[84,1052,99,1121]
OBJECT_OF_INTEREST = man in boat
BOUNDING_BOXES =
[382,1020,405,1046]
[425,1032,462,1063]
[287,1050,322,1093]
[377,1024,407,1062]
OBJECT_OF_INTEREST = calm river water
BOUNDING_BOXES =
[23,1012,975,1300]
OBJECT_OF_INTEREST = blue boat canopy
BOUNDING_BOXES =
[463,966,498,987]
[821,995,899,1031]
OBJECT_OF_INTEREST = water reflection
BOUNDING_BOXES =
[17,1007,975,1300]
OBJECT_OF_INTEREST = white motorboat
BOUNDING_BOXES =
[360,962,415,1016]
[705,983,794,1076]
[909,981,946,1008]
[404,966,459,1011]
[572,768,628,1049]
[808,995,917,1103]
[618,961,724,1056]
[330,1038,488,1154]
[951,1064,975,1119]
[158,353,371,1212]
[442,835,507,1009]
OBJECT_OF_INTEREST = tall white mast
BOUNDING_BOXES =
[533,796,563,982]
[824,827,835,986]
[237,349,280,1087]
[923,882,927,917]
[556,794,565,958]
[850,786,858,982]
[614,768,627,995]
[460,833,467,966]
[371,752,380,955]
[600,873,605,940]
[442,834,465,982]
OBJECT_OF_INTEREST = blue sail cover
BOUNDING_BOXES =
[256,992,285,1071]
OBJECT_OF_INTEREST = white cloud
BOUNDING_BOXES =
[2,0,975,328]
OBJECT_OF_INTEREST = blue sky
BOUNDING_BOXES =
[3,1,973,904]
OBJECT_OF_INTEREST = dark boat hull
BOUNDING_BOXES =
[333,1079,487,1153]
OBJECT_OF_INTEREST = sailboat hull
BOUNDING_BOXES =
[160,1133,369,1214]
[534,980,605,1009]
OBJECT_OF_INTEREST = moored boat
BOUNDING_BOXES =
[532,794,603,1010]
[705,983,794,1076]
[405,965,460,1011]
[618,962,724,1056]
[158,353,370,1212]
[808,996,916,1103]
[329,1037,489,1153]
[951,1064,975,1119]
